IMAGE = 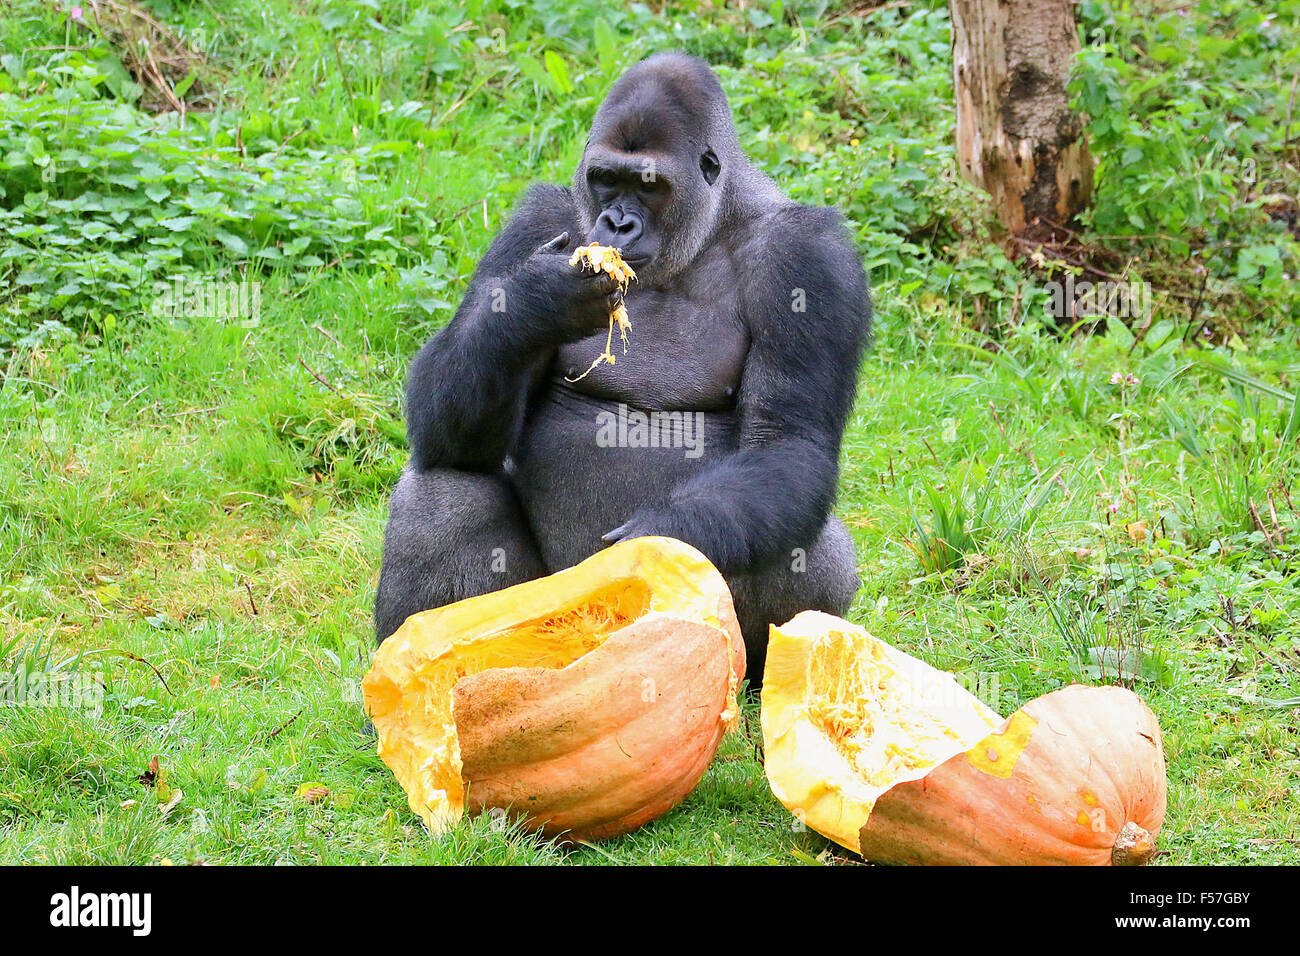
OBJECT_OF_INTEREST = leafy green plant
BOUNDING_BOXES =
[1160,358,1298,535]
[0,633,87,705]
[906,462,1058,575]
[1025,546,1174,689]
[1070,0,1300,326]
[0,53,450,340]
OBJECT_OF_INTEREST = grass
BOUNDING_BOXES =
[3,284,1298,865]
[1,0,1299,865]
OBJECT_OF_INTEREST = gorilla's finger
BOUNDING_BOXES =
[600,522,631,545]
[537,232,570,253]
[582,271,621,298]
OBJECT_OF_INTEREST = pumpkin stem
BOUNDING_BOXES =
[1111,821,1156,866]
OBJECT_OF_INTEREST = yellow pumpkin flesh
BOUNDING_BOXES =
[362,536,744,842]
[762,611,1167,865]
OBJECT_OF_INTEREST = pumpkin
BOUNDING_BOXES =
[567,242,636,382]
[362,535,745,842]
[762,611,1167,865]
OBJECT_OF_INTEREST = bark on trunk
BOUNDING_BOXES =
[950,0,1094,235]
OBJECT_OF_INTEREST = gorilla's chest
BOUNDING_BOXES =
[554,281,748,411]
[512,259,750,570]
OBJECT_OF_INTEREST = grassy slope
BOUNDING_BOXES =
[1,1,1298,864]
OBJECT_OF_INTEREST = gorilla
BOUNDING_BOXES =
[375,53,870,683]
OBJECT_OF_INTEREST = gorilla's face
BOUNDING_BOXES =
[580,148,669,268]
[575,56,735,285]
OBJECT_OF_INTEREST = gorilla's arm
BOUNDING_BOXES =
[606,209,870,571]
[405,186,590,473]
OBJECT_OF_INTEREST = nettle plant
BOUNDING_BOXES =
[0,54,449,345]
[1070,0,1299,320]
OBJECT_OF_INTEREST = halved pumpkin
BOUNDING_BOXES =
[362,536,745,842]
[762,611,1167,865]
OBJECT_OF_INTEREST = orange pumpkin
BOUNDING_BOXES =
[762,611,1166,865]
[362,536,745,842]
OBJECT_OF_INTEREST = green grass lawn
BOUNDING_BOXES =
[2,0,1298,865]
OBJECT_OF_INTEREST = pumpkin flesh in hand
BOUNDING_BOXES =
[762,611,1167,865]
[362,536,745,842]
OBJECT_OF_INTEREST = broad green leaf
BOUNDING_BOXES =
[543,51,574,95]
[593,18,619,75]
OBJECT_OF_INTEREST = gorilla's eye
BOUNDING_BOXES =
[588,167,619,189]
[700,148,721,185]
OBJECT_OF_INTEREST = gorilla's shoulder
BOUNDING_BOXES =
[733,200,870,339]
[757,200,852,240]
[508,182,579,228]
[515,181,575,209]
[479,183,581,269]
[739,201,863,283]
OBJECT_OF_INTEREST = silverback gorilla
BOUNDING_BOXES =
[375,53,871,683]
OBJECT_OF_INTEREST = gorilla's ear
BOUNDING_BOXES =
[700,148,721,185]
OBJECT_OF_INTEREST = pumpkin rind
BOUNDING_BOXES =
[362,536,745,841]
[859,684,1166,866]
[761,611,1168,866]
[455,616,733,840]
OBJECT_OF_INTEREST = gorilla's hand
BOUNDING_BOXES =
[511,232,623,343]
[600,508,674,548]
[601,506,724,569]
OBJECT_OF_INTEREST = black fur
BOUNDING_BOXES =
[377,53,871,682]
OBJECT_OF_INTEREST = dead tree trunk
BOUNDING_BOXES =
[949,0,1094,235]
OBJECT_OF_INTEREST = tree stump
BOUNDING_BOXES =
[950,0,1094,235]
